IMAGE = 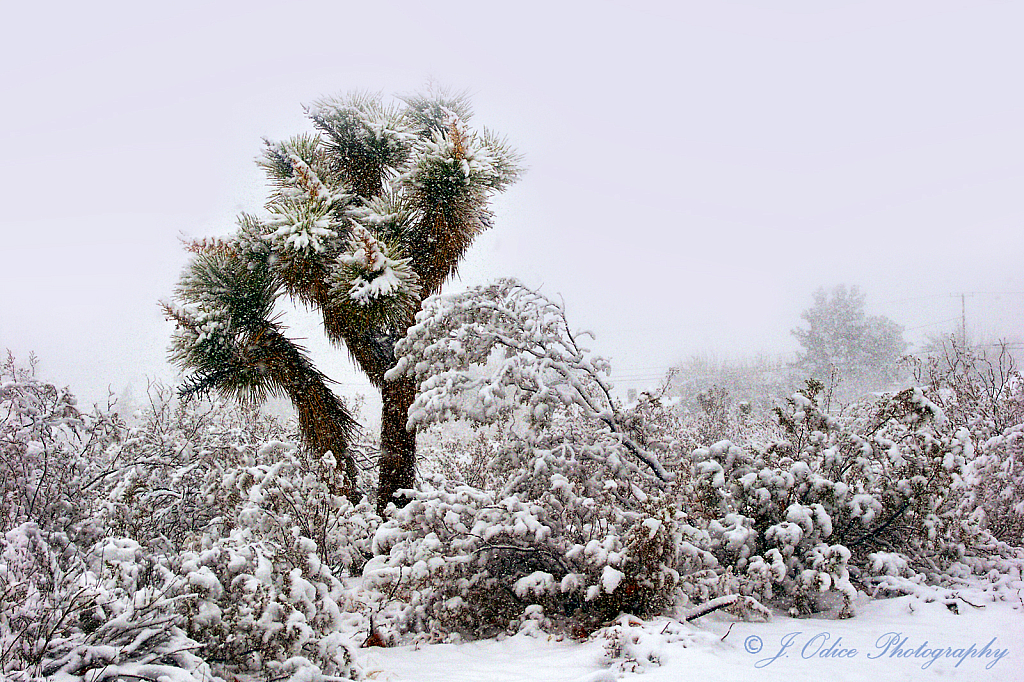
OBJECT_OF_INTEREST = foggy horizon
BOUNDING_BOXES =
[2,1,1023,410]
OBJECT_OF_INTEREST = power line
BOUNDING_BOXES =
[948,291,1024,296]
[879,291,1024,305]
[876,294,950,306]
[905,316,961,331]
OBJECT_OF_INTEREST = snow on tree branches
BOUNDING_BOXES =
[387,278,674,483]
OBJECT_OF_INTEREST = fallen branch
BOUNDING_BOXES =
[957,594,985,609]
[681,594,740,621]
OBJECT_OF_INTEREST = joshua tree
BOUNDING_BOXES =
[164,89,521,511]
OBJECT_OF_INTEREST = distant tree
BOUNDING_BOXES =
[667,352,795,417]
[163,89,521,510]
[792,285,907,398]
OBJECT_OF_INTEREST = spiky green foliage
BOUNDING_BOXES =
[327,224,421,332]
[401,88,474,136]
[165,244,360,498]
[306,92,417,199]
[166,250,279,402]
[167,88,522,509]
[401,117,519,295]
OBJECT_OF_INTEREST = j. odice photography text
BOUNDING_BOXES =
[748,631,1010,671]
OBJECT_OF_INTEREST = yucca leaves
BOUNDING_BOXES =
[307,92,416,199]
[168,87,521,510]
[327,224,421,333]
[401,88,474,137]
[400,120,499,295]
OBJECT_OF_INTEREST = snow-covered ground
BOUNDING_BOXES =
[359,587,1023,682]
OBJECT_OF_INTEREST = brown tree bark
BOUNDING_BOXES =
[257,325,360,503]
[377,376,417,514]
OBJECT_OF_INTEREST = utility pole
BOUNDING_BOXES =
[946,291,1024,348]
[952,292,978,345]
[961,293,966,344]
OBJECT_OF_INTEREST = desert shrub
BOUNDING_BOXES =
[6,302,1024,676]
[908,339,1024,545]
[912,338,1024,436]
[416,418,507,490]
[94,388,376,680]
[686,384,781,448]
[964,425,1024,545]
[96,383,380,562]
[693,386,734,445]
[1,365,374,681]
[363,449,687,639]
[0,356,211,681]
[1,522,219,682]
[680,379,1022,615]
[637,370,782,452]
[160,454,368,680]
[0,352,122,539]
[368,280,689,637]
[668,353,797,419]
[370,280,1024,634]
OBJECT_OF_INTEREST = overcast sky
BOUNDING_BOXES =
[2,1,1023,414]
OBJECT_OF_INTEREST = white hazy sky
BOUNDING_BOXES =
[2,1,1023,413]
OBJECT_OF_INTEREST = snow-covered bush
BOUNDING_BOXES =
[909,339,1024,545]
[964,425,1024,545]
[0,352,121,538]
[1,367,375,680]
[369,280,688,637]
[912,337,1024,437]
[370,280,1024,634]
[5,294,1024,676]
[0,356,213,680]
[596,614,707,674]
[1,522,218,682]
[95,388,376,679]
[362,473,687,639]
[667,353,797,422]
[416,418,509,489]
[0,355,205,680]
[627,369,784,458]
[682,379,1020,615]
[388,279,674,483]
